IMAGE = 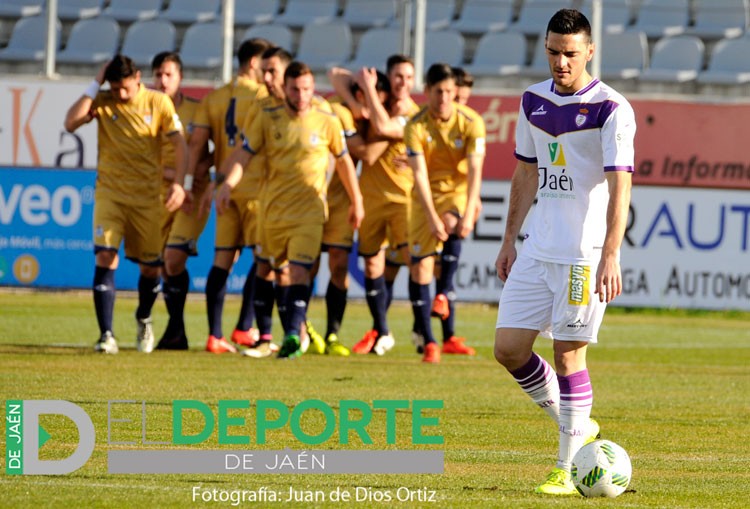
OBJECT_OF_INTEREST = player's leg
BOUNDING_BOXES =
[323,246,351,356]
[159,246,190,349]
[232,200,261,347]
[93,249,119,354]
[242,258,278,358]
[410,254,439,363]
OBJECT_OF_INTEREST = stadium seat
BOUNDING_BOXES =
[346,27,401,71]
[686,0,748,40]
[424,30,465,67]
[519,33,550,79]
[241,23,293,52]
[0,15,60,62]
[450,0,514,35]
[342,0,397,29]
[234,0,279,26]
[56,16,120,65]
[0,0,43,18]
[102,0,162,23]
[180,21,223,69]
[465,31,526,77]
[57,0,105,21]
[395,0,456,31]
[628,0,688,38]
[511,0,573,35]
[295,21,352,72]
[639,35,705,83]
[579,0,633,34]
[120,19,176,69]
[599,31,648,80]
[160,0,220,25]
[697,37,750,84]
[274,0,337,28]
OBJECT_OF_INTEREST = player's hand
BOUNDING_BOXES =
[348,200,364,230]
[430,216,449,242]
[214,183,232,215]
[180,190,194,214]
[355,67,378,91]
[199,182,215,217]
[495,242,517,282]
[595,254,622,303]
[457,206,479,239]
[164,182,185,213]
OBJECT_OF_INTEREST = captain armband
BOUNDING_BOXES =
[83,80,100,99]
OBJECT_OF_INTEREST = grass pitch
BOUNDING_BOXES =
[1,289,749,508]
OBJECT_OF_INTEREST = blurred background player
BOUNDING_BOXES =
[494,9,634,495]
[151,51,212,350]
[191,38,272,354]
[405,63,486,364]
[452,66,475,105]
[216,61,363,359]
[64,54,187,354]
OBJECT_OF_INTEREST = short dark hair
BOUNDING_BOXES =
[386,54,414,74]
[350,69,391,97]
[547,9,591,41]
[237,37,273,66]
[105,54,139,82]
[284,61,313,82]
[425,63,455,88]
[262,46,293,66]
[452,67,474,89]
[151,51,182,72]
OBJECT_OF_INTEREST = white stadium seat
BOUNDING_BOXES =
[0,15,60,62]
[295,21,352,72]
[57,16,120,65]
[121,19,177,69]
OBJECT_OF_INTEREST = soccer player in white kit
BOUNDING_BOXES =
[493,9,635,495]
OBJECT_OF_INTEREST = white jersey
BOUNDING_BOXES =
[514,78,636,264]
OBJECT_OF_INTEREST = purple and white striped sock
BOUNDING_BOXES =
[510,352,560,423]
[556,369,593,471]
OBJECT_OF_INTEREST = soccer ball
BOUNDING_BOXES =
[571,439,632,498]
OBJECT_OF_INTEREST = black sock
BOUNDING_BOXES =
[286,284,310,337]
[205,265,229,338]
[274,284,291,332]
[163,269,189,338]
[325,281,347,337]
[365,276,389,335]
[236,262,257,331]
[93,266,115,335]
[437,234,461,295]
[441,294,457,340]
[136,274,161,320]
[385,278,395,310]
[254,276,275,336]
[409,277,435,344]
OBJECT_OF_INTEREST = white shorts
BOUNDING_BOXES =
[495,254,607,343]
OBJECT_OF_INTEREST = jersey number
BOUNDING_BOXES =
[225,97,237,147]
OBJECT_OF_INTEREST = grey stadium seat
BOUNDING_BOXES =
[57,16,120,65]
[274,0,337,28]
[346,27,401,72]
[628,0,689,38]
[241,23,293,52]
[424,30,465,67]
[57,0,105,21]
[121,19,177,68]
[0,15,61,62]
[579,0,633,34]
[180,22,223,69]
[295,21,352,72]
[687,0,748,40]
[697,37,750,85]
[0,0,44,18]
[342,0,397,29]
[160,0,220,25]
[600,31,648,80]
[465,31,526,77]
[396,0,456,31]
[102,0,162,23]
[511,0,572,35]
[451,0,514,35]
[640,36,705,83]
[519,33,551,80]
[234,0,280,26]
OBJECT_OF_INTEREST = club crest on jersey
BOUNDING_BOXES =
[144,115,152,125]
[454,138,463,149]
[547,142,567,166]
[575,114,587,127]
[309,133,319,146]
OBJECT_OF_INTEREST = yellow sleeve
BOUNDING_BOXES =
[241,99,260,139]
[193,95,211,129]
[157,93,181,134]
[327,115,347,158]
[466,112,487,157]
[404,120,424,157]
[242,108,265,154]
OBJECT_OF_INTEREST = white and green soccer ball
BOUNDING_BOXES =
[571,439,632,498]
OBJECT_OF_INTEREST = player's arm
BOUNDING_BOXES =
[495,160,538,282]
[327,67,367,119]
[409,153,447,242]
[64,63,107,132]
[345,133,389,166]
[357,67,404,139]
[334,153,364,229]
[164,131,188,213]
[596,170,632,303]
[457,153,485,239]
[213,145,253,214]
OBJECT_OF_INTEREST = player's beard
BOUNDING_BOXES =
[285,96,300,113]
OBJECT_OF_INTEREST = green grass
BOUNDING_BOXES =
[1,289,749,508]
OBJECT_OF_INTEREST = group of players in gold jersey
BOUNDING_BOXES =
[64,38,486,364]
